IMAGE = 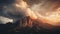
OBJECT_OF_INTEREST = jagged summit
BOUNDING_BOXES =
[0,16,60,33]
[13,16,57,30]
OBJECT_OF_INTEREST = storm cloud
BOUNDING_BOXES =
[0,0,60,24]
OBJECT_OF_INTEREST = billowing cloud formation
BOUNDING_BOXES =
[0,0,60,25]
[0,0,29,24]
[30,0,60,15]
[0,0,15,23]
[29,0,60,26]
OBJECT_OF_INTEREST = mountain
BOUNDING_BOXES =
[0,16,60,34]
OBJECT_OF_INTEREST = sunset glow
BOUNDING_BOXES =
[15,0,60,26]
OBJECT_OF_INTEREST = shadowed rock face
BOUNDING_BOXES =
[13,16,56,31]
[0,16,60,34]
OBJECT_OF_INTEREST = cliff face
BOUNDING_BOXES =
[0,16,60,33]
[10,16,60,33]
[14,16,56,31]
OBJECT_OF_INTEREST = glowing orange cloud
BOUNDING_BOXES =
[15,0,60,26]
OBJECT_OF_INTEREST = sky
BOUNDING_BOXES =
[0,0,60,24]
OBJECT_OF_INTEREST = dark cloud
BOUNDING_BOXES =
[0,0,26,23]
[0,0,60,24]
[0,0,26,18]
[1,5,26,19]
[0,0,15,5]
[0,0,15,18]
